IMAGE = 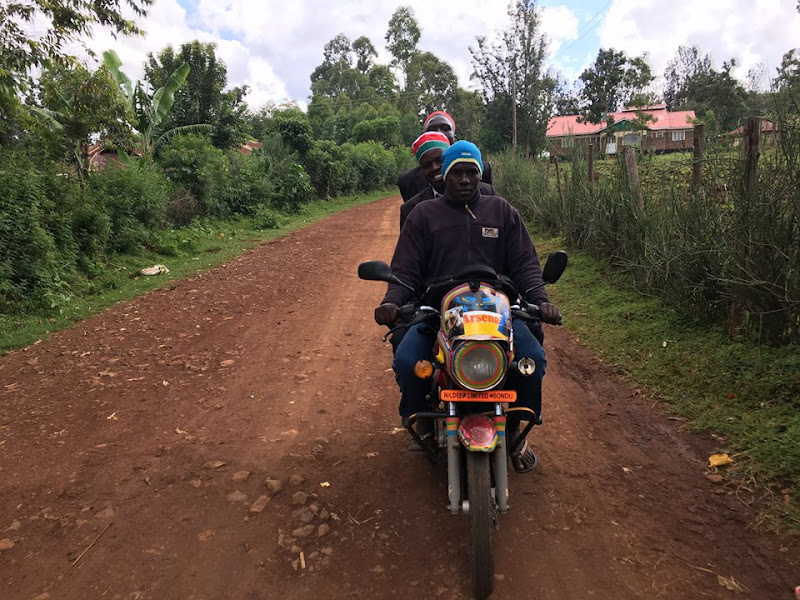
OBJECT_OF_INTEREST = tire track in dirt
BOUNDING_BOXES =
[0,195,797,600]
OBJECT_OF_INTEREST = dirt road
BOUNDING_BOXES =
[0,195,797,600]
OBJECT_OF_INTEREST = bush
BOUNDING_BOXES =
[390,144,415,178]
[158,134,231,219]
[0,152,72,311]
[252,205,287,230]
[71,200,111,275]
[271,163,313,212]
[268,109,313,155]
[227,151,272,215]
[349,141,396,191]
[305,140,348,198]
[84,161,170,254]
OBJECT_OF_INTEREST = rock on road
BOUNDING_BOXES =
[0,195,797,599]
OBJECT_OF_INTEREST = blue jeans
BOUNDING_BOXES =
[392,318,546,418]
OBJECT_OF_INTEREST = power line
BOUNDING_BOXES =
[551,0,612,61]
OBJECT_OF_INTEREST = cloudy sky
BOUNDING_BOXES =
[79,0,800,109]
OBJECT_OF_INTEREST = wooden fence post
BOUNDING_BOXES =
[729,117,762,339]
[742,116,761,200]
[622,147,643,211]
[692,123,705,192]
[554,158,564,211]
[588,143,595,197]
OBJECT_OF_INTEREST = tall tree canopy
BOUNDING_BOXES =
[470,0,557,153]
[34,63,133,180]
[662,46,748,133]
[353,36,378,74]
[663,45,712,110]
[405,52,458,116]
[144,41,248,149]
[578,48,653,123]
[385,6,421,84]
[0,0,153,102]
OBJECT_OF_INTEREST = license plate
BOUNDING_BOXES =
[440,389,517,402]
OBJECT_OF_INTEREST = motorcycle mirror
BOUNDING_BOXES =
[358,260,393,281]
[542,250,568,284]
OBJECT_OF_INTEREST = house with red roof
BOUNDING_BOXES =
[546,104,697,157]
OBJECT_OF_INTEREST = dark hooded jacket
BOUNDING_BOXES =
[400,181,497,230]
[382,190,548,307]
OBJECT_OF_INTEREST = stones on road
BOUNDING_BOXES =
[265,478,283,495]
[250,495,270,513]
[232,470,251,482]
[226,490,248,503]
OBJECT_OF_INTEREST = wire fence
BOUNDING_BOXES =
[495,117,800,345]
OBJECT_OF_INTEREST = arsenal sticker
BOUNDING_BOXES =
[482,227,499,238]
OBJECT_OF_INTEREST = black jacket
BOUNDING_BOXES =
[396,161,494,203]
[400,182,497,230]
[382,190,548,307]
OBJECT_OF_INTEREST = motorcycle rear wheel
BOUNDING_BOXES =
[467,451,495,599]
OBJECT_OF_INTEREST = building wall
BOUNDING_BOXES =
[548,128,695,156]
[641,128,694,152]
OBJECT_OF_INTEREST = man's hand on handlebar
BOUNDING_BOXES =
[537,301,562,325]
[374,303,399,326]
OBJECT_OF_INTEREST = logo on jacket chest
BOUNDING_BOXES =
[481,227,499,239]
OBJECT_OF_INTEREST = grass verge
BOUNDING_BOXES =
[0,189,391,353]
[534,231,800,532]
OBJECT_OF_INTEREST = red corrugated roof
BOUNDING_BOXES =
[547,107,697,137]
[724,120,776,136]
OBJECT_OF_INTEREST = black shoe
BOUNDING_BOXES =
[510,438,537,473]
[404,416,435,452]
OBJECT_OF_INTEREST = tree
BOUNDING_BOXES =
[144,41,248,149]
[310,34,368,100]
[662,46,749,132]
[470,1,557,153]
[0,0,153,103]
[553,76,581,116]
[368,65,398,101]
[33,64,133,181]
[663,45,712,110]
[353,36,378,74]
[406,52,458,116]
[385,6,421,83]
[103,49,201,157]
[449,88,486,143]
[579,48,653,123]
[268,108,313,155]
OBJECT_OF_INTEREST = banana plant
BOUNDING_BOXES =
[103,49,211,157]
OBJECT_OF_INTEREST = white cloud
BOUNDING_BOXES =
[68,0,798,110]
[597,0,800,86]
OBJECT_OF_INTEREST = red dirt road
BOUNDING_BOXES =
[1,195,797,600]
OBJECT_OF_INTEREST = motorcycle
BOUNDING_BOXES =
[358,251,567,599]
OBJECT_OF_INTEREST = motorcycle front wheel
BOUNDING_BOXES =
[467,451,495,599]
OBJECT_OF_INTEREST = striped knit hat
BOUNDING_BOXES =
[423,111,456,133]
[411,131,451,162]
[442,140,483,180]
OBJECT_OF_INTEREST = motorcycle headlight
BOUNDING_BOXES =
[451,341,507,391]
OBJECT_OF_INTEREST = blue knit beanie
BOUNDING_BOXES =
[441,140,483,180]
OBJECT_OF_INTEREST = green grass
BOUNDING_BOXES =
[534,231,800,531]
[0,189,391,353]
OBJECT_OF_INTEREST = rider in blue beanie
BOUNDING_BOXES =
[441,140,483,180]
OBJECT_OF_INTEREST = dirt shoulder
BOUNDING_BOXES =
[0,195,797,599]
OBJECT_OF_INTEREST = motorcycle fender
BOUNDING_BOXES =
[457,415,498,453]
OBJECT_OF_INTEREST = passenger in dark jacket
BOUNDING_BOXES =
[375,141,561,472]
[396,111,493,202]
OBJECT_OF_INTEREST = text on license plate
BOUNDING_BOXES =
[440,389,517,402]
